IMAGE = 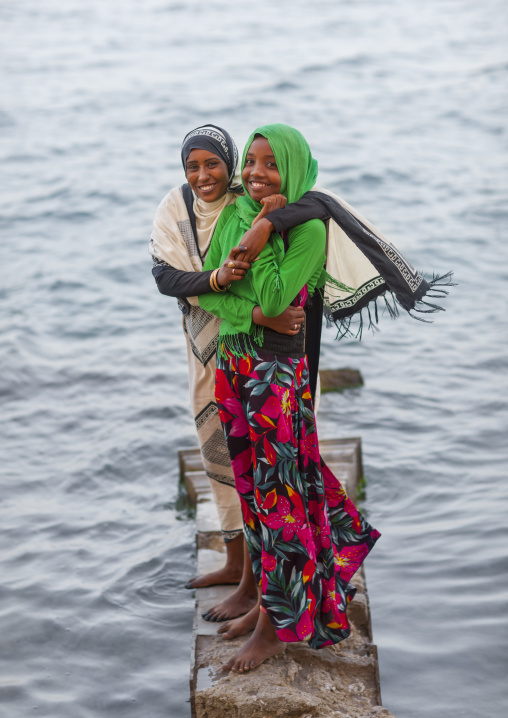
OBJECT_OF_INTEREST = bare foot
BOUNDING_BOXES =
[221,612,286,673]
[217,602,260,639]
[185,533,245,590]
[202,586,258,622]
[185,565,242,590]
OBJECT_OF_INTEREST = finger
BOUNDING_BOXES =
[261,196,274,212]
[266,194,286,211]
[229,246,248,259]
[252,204,269,226]
[225,260,251,270]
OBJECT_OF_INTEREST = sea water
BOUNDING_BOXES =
[1,1,507,716]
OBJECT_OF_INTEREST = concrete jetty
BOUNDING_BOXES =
[180,438,393,718]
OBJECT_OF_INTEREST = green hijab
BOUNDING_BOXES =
[235,123,318,230]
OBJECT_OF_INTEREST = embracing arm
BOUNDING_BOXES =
[236,191,332,263]
[151,204,249,300]
[152,258,214,297]
[199,286,305,336]
[199,207,305,335]
[251,219,326,317]
[265,191,331,234]
[199,210,255,333]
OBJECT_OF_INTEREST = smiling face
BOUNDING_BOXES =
[185,149,230,203]
[242,136,282,202]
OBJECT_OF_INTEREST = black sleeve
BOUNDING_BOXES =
[152,257,214,298]
[304,291,323,405]
[264,191,332,234]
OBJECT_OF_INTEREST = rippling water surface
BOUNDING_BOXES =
[1,1,507,716]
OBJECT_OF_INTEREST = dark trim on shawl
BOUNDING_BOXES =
[181,183,202,265]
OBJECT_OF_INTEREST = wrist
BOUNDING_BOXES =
[216,268,226,289]
[258,217,274,234]
[210,268,229,292]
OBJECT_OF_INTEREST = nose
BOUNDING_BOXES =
[250,160,265,178]
[197,164,210,182]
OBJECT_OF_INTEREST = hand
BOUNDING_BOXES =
[216,246,251,287]
[235,194,288,264]
[252,305,305,336]
[252,194,287,226]
[235,220,273,264]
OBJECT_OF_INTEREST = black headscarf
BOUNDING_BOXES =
[181,124,242,192]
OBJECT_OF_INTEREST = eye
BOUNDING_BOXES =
[244,158,254,166]
[207,161,218,167]
[186,165,198,172]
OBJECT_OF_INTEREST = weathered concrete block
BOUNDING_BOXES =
[319,369,364,393]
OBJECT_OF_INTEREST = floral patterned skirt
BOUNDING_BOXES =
[215,346,381,649]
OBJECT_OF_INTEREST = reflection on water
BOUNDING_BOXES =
[1,0,507,716]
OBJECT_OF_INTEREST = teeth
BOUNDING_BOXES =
[251,182,268,187]
[199,184,216,191]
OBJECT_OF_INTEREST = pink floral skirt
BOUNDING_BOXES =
[215,346,380,649]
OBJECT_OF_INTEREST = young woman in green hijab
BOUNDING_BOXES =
[200,125,380,673]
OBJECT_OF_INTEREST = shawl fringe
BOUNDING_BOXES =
[408,271,456,322]
[324,271,455,339]
[218,325,265,360]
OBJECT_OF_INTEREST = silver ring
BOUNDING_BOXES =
[294,324,297,330]
[232,268,235,275]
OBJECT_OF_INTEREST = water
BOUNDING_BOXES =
[1,1,507,716]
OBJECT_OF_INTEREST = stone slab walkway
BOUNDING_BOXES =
[180,438,393,718]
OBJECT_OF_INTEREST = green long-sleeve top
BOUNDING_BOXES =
[199,204,326,338]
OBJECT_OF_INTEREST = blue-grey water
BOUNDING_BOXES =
[1,1,507,716]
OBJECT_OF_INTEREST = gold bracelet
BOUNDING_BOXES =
[210,268,231,292]
[210,269,219,292]
[210,268,224,292]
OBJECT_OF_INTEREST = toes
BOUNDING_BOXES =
[202,609,231,623]
[231,658,243,673]
[212,610,232,622]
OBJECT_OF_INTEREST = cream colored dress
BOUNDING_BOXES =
[150,187,243,542]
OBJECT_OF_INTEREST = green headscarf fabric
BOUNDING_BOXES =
[235,123,319,231]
